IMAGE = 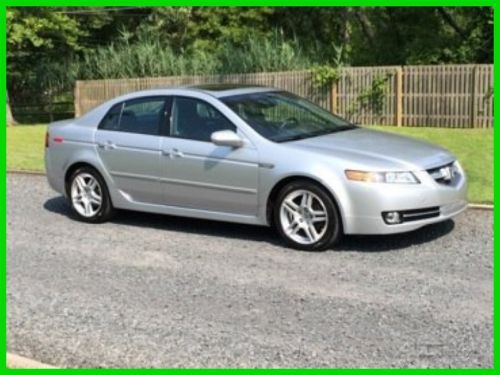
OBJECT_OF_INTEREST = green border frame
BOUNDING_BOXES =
[2,2,496,373]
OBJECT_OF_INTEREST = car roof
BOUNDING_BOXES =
[76,84,281,124]
[186,84,279,98]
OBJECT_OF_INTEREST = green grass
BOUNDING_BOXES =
[7,124,47,173]
[372,126,493,204]
[6,124,492,204]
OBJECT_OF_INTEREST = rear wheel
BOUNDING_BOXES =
[68,166,114,223]
[274,181,342,251]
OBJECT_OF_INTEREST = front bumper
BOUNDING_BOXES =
[342,167,468,235]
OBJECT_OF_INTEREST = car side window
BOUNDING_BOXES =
[99,103,122,130]
[170,97,236,142]
[99,97,167,136]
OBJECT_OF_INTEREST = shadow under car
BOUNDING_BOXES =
[43,196,455,252]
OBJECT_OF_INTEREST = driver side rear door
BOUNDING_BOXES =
[95,96,169,204]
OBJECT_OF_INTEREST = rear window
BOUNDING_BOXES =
[98,97,167,136]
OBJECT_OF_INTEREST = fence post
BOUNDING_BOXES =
[470,65,477,128]
[395,67,403,127]
[330,80,338,114]
[74,81,81,118]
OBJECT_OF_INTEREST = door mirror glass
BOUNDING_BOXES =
[211,130,244,148]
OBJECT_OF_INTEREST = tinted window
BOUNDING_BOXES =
[222,91,355,142]
[99,97,166,135]
[170,97,236,142]
[99,103,122,130]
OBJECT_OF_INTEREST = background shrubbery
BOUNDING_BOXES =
[7,6,493,115]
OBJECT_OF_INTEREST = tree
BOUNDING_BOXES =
[136,7,274,52]
[6,6,493,123]
[7,93,16,126]
[7,7,84,104]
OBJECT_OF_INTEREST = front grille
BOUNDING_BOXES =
[427,162,458,185]
[400,206,440,222]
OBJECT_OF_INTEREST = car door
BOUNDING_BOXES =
[95,96,169,204]
[160,96,259,216]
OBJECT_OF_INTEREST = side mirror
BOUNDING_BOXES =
[211,130,244,148]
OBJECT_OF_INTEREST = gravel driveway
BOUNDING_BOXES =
[7,173,493,368]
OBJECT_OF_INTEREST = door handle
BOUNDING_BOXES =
[97,141,116,150]
[161,149,182,158]
[171,149,184,158]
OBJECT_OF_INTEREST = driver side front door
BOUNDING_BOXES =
[160,96,260,216]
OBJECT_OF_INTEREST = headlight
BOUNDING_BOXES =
[345,170,420,184]
[452,160,461,175]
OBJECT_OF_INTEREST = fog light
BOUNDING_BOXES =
[383,211,402,225]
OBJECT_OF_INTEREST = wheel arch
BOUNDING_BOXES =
[265,175,345,230]
[64,161,106,197]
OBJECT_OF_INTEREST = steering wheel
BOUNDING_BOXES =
[278,117,299,130]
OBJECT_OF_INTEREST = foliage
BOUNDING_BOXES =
[7,6,493,109]
[345,73,392,118]
[357,73,392,115]
[136,7,274,52]
[310,65,340,89]
[72,29,316,80]
[346,7,493,65]
[77,32,208,79]
[216,31,312,74]
[7,8,83,103]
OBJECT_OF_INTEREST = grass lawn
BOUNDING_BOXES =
[6,124,493,204]
[7,124,47,173]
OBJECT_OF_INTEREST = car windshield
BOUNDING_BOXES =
[222,91,356,142]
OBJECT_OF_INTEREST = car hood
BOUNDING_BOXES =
[288,128,455,170]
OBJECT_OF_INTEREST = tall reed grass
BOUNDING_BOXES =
[46,31,325,95]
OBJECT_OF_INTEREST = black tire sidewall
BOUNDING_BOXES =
[68,167,114,223]
[274,181,342,251]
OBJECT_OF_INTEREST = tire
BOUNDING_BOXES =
[67,166,115,223]
[274,180,342,251]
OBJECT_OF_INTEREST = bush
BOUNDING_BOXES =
[59,30,321,83]
[18,29,338,115]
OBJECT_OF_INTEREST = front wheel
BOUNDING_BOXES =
[68,166,115,223]
[274,181,342,251]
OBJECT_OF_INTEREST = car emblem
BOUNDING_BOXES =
[439,166,453,181]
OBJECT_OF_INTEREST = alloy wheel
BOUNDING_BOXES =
[70,173,103,218]
[279,189,329,245]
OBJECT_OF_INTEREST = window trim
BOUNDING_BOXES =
[166,95,237,143]
[97,96,171,136]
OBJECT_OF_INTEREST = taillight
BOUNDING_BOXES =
[46,132,63,147]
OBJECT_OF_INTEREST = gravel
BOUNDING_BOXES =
[7,174,493,368]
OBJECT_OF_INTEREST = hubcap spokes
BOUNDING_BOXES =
[280,190,328,245]
[71,173,102,217]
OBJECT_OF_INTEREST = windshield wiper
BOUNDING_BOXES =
[277,125,356,143]
[276,133,317,143]
[333,124,358,132]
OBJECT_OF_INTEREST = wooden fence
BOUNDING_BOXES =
[75,64,493,128]
[11,101,74,124]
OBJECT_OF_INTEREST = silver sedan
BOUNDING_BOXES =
[45,85,467,250]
